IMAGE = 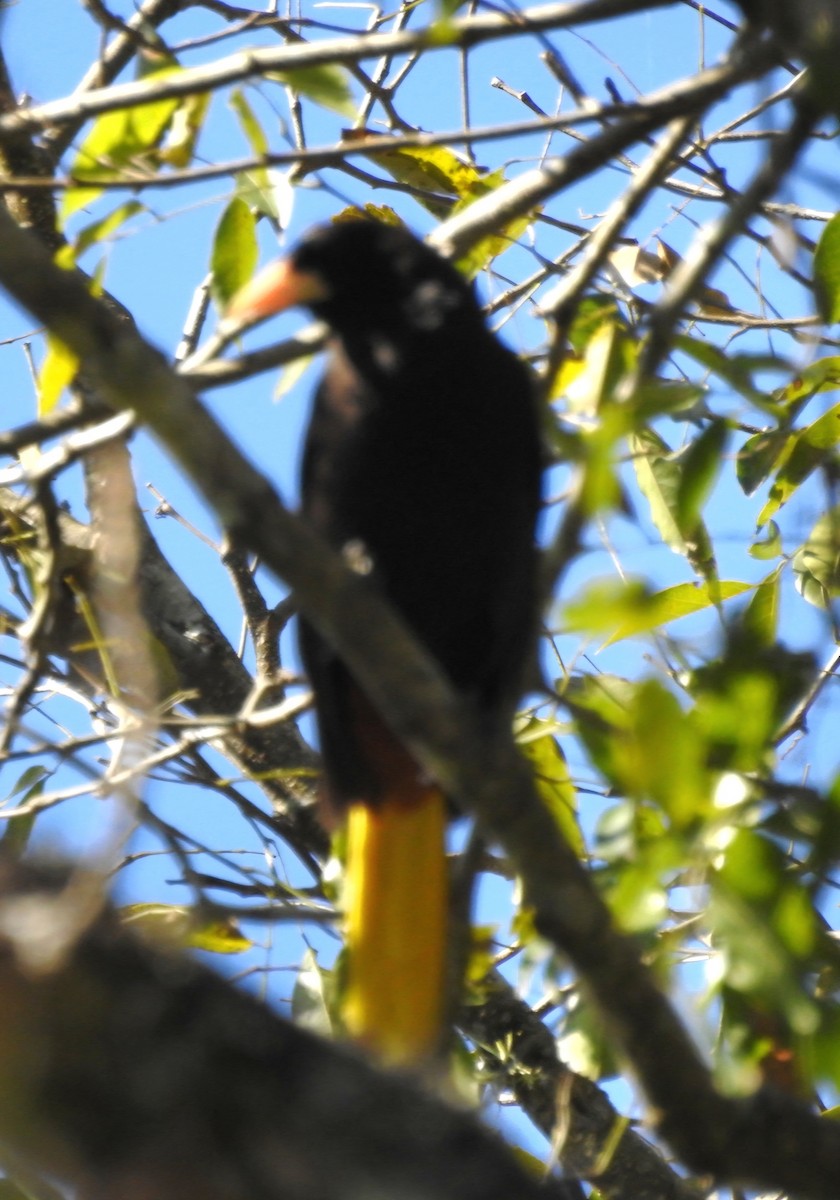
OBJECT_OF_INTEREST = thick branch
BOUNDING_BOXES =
[0,857,563,1200]
[0,0,675,140]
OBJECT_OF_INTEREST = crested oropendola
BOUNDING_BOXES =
[228,219,542,1066]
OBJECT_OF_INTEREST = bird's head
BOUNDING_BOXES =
[226,219,479,339]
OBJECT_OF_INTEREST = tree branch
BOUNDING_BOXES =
[0,857,566,1200]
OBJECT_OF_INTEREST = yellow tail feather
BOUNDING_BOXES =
[343,788,448,1066]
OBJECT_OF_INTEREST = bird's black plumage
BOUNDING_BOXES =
[227,218,542,1062]
[291,220,542,807]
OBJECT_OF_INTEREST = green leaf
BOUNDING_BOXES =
[63,64,183,217]
[0,765,45,857]
[607,859,669,934]
[292,948,336,1036]
[737,429,790,496]
[121,903,252,953]
[74,200,144,255]
[777,356,840,404]
[235,167,293,224]
[566,675,711,827]
[713,831,820,1033]
[675,418,728,535]
[629,427,716,576]
[756,396,840,523]
[749,520,782,560]
[211,196,258,307]
[558,1001,619,1080]
[69,71,181,179]
[814,212,840,325]
[276,65,355,117]
[743,569,781,645]
[674,333,782,409]
[357,138,536,265]
[38,331,80,414]
[689,622,814,771]
[562,577,751,644]
[792,506,840,609]
[516,717,585,856]
[564,296,621,355]
[229,89,269,156]
[565,321,634,417]
[159,89,210,166]
[633,378,705,422]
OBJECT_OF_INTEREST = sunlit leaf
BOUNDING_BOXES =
[211,196,258,306]
[348,136,535,269]
[674,334,781,410]
[562,577,751,644]
[814,212,840,325]
[629,427,716,577]
[74,200,144,255]
[229,89,269,156]
[558,1001,619,1080]
[608,860,669,934]
[64,64,183,217]
[749,520,782,560]
[776,356,840,404]
[743,569,781,645]
[516,716,585,856]
[236,166,294,225]
[121,903,252,953]
[792,506,840,608]
[160,89,210,166]
[276,65,355,117]
[567,676,711,827]
[37,332,80,414]
[292,947,336,1036]
[564,321,634,416]
[69,70,181,180]
[675,418,728,534]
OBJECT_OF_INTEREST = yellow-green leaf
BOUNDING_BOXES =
[121,903,252,953]
[292,947,336,1035]
[64,64,183,218]
[38,333,80,414]
[814,212,840,325]
[675,419,728,534]
[629,426,716,577]
[517,716,585,856]
[211,196,258,307]
[276,65,355,117]
[792,507,840,609]
[749,520,782,560]
[758,400,840,526]
[74,200,144,256]
[562,577,752,644]
[777,356,840,404]
[160,90,210,166]
[230,89,269,156]
[743,569,781,645]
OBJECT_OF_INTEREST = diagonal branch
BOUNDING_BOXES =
[0,0,676,140]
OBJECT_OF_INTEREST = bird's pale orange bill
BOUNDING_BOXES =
[225,259,329,327]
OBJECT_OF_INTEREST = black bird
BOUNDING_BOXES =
[228,219,541,1065]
